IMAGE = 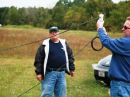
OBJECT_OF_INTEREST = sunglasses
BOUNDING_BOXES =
[123,26,130,29]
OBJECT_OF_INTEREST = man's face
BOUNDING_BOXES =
[122,20,130,37]
[49,30,59,40]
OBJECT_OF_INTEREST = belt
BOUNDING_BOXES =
[46,67,65,72]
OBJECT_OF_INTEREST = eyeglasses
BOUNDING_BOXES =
[123,26,130,29]
[50,31,58,33]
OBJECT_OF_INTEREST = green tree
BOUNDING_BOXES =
[64,8,75,28]
[108,9,124,32]
[44,8,53,28]
[73,0,85,7]
[6,6,20,25]
[17,8,26,25]
[0,7,9,25]
[50,3,65,29]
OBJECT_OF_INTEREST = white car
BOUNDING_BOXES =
[92,55,112,85]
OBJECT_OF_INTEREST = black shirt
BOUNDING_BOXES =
[47,39,66,68]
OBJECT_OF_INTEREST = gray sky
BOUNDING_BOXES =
[0,0,124,8]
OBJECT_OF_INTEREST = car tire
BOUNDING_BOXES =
[103,81,110,86]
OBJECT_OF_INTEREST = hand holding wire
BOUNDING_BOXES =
[96,20,104,31]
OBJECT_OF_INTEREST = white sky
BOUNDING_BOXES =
[0,0,125,8]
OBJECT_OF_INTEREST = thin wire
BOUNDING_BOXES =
[0,17,99,52]
[103,0,109,14]
[18,83,40,97]
[59,17,99,35]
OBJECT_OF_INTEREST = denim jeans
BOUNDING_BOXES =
[110,80,130,97]
[41,71,67,97]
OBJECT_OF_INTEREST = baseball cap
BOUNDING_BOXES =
[49,26,59,33]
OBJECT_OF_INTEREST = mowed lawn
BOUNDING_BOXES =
[0,27,122,97]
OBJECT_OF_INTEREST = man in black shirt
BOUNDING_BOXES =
[34,26,75,97]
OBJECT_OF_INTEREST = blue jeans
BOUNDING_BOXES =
[110,80,130,97]
[41,71,67,97]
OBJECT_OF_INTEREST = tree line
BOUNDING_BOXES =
[0,0,130,32]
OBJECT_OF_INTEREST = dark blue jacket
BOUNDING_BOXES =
[98,28,130,82]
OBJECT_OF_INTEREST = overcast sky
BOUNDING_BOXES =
[0,0,124,8]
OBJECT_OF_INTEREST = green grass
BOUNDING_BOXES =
[66,60,110,97]
[3,25,35,29]
[0,57,110,97]
[0,28,122,97]
[0,56,41,97]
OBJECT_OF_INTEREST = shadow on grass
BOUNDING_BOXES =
[95,80,110,88]
[80,78,110,96]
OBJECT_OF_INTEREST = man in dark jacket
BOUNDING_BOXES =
[34,26,75,97]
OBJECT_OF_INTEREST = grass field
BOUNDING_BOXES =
[0,26,122,97]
